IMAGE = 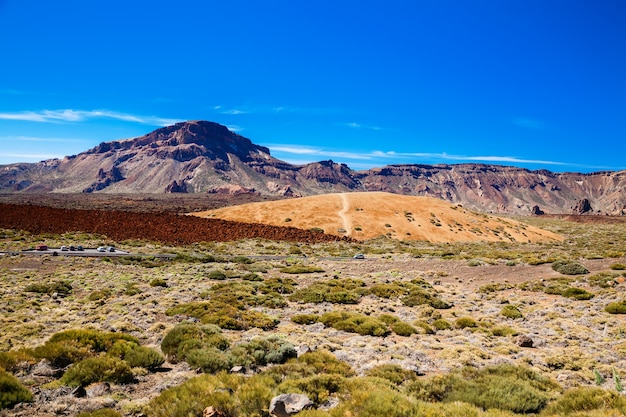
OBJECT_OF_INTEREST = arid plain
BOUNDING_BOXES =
[1,193,626,416]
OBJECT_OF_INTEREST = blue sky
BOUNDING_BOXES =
[0,1,624,172]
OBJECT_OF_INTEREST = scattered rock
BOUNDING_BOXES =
[230,365,245,374]
[531,205,544,215]
[516,335,534,348]
[572,198,593,214]
[203,406,227,417]
[86,382,111,397]
[165,180,188,193]
[269,393,314,417]
[71,386,87,398]
[32,359,62,377]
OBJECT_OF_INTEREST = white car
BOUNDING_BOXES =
[97,246,107,252]
[353,254,365,259]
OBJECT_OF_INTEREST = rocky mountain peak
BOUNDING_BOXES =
[86,121,270,163]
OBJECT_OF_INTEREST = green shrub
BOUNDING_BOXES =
[562,286,594,300]
[610,263,626,270]
[292,314,320,325]
[161,324,229,363]
[0,368,33,409]
[605,300,626,314]
[455,317,478,329]
[320,311,389,337]
[0,350,35,373]
[185,347,230,373]
[587,271,621,288]
[552,260,589,275]
[61,355,134,386]
[76,409,122,417]
[230,336,297,367]
[124,346,165,370]
[124,282,142,296]
[501,304,523,319]
[268,350,354,379]
[279,374,345,404]
[408,364,560,414]
[88,289,111,301]
[166,301,279,331]
[401,288,451,309]
[491,326,518,337]
[280,265,324,274]
[290,278,367,304]
[259,277,297,294]
[432,319,452,331]
[369,283,406,299]
[543,386,626,415]
[364,364,417,386]
[24,280,72,297]
[478,282,514,293]
[207,270,227,280]
[413,321,435,335]
[149,278,168,287]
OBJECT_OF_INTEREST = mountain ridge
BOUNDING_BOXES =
[1,120,625,215]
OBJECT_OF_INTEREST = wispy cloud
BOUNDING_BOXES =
[267,144,586,170]
[7,135,87,144]
[343,122,383,131]
[0,109,182,126]
[0,152,60,162]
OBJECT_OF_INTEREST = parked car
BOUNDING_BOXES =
[97,246,107,252]
[353,254,365,259]
[76,245,84,251]
[60,246,68,251]
[107,246,115,252]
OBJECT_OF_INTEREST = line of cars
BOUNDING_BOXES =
[58,245,116,252]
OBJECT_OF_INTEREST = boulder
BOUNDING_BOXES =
[531,205,544,215]
[516,335,534,348]
[203,406,226,417]
[573,198,593,214]
[269,393,314,417]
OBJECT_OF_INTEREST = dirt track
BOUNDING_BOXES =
[0,204,351,244]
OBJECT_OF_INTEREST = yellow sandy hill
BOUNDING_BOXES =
[191,192,562,243]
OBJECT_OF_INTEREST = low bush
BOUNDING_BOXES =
[407,364,560,414]
[290,278,368,304]
[230,336,297,367]
[279,373,346,404]
[280,264,324,274]
[166,300,279,331]
[501,304,523,319]
[161,323,229,363]
[76,409,122,417]
[391,321,418,337]
[124,346,165,370]
[149,278,168,287]
[543,386,626,415]
[60,355,134,386]
[0,368,33,409]
[455,317,478,329]
[479,282,514,293]
[185,347,230,373]
[292,314,320,325]
[605,300,626,314]
[207,270,227,280]
[552,260,589,275]
[24,280,72,297]
[491,326,518,337]
[319,311,389,337]
[562,286,594,300]
[431,319,452,331]
[587,271,621,288]
[610,263,626,270]
[364,364,417,386]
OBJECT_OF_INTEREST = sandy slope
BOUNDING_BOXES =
[192,192,562,243]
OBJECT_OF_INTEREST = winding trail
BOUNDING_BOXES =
[338,193,352,236]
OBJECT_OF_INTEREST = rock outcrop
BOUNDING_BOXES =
[1,120,625,215]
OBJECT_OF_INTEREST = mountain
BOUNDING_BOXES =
[1,120,625,215]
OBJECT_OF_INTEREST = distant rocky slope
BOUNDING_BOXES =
[1,120,624,215]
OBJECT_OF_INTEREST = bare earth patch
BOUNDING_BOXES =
[192,192,563,242]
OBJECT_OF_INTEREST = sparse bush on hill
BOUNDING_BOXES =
[432,319,452,331]
[60,355,134,386]
[407,364,560,414]
[455,317,478,329]
[291,314,320,325]
[279,264,324,274]
[290,278,368,304]
[551,260,589,275]
[319,311,390,337]
[605,300,626,314]
[542,386,626,415]
[161,324,229,363]
[76,409,122,417]
[0,368,33,409]
[501,304,523,319]
[24,280,72,297]
[364,364,418,386]
[610,263,626,270]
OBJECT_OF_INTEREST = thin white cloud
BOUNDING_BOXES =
[343,122,383,131]
[0,152,60,161]
[269,144,374,160]
[0,109,182,126]
[226,125,244,132]
[6,135,86,143]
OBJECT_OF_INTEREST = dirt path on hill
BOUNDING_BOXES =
[338,193,352,236]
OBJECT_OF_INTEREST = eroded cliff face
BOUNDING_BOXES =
[1,121,624,215]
